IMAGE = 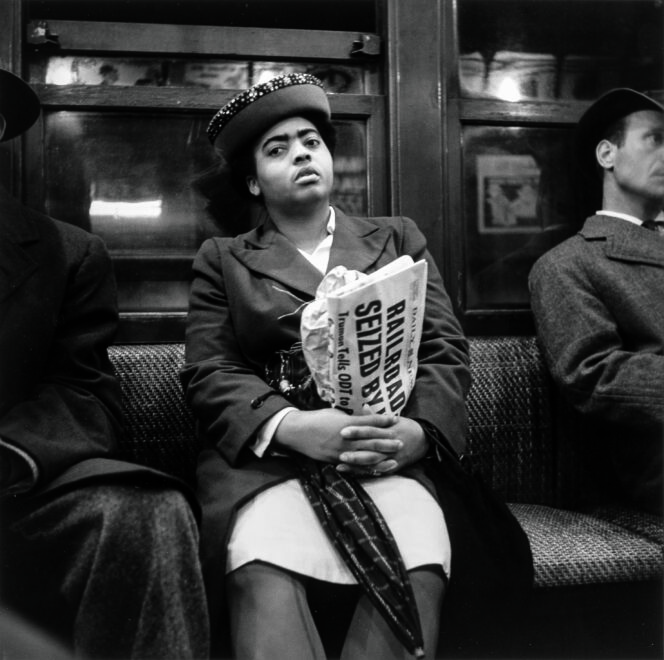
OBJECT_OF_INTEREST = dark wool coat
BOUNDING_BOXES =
[0,187,187,501]
[529,214,664,513]
[181,209,533,648]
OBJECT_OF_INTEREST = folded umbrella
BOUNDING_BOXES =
[296,456,426,658]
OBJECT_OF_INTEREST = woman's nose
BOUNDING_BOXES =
[293,144,311,162]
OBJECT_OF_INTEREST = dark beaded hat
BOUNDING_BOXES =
[0,68,40,142]
[207,73,330,159]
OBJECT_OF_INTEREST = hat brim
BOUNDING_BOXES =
[212,83,330,159]
[0,69,41,142]
[577,88,664,176]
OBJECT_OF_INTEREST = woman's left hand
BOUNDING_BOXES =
[336,414,428,478]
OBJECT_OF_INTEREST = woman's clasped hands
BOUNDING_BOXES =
[273,405,429,478]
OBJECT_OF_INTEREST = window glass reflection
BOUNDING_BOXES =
[45,111,213,250]
[29,56,372,93]
[463,125,581,309]
[458,0,663,101]
[331,121,368,216]
[43,111,368,313]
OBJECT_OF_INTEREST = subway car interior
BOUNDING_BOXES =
[1,0,662,658]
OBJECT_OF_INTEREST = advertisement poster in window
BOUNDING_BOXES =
[477,154,541,233]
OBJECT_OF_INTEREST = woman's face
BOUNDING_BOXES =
[247,116,334,213]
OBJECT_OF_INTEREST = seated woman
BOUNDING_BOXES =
[181,73,531,660]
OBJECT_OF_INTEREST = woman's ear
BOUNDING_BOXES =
[596,139,616,171]
[246,176,261,197]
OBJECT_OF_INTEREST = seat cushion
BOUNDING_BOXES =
[467,337,555,505]
[109,343,199,484]
[510,503,663,588]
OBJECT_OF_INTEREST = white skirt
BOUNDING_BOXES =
[226,475,451,583]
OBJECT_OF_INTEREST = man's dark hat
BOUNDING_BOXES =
[207,73,330,160]
[0,68,41,142]
[577,88,664,175]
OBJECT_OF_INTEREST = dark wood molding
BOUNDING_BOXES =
[386,0,445,262]
[117,313,186,343]
[460,98,588,126]
[27,19,380,62]
[31,84,383,114]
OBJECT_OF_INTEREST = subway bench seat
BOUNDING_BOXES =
[109,337,663,659]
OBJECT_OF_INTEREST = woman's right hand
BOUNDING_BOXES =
[273,408,402,464]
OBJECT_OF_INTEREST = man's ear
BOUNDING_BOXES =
[246,176,261,197]
[0,115,6,141]
[596,139,616,171]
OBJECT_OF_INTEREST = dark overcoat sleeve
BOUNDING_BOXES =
[0,218,123,488]
[180,237,298,467]
[529,238,664,436]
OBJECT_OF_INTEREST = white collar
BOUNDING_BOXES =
[326,206,336,234]
[298,207,335,273]
[596,210,645,227]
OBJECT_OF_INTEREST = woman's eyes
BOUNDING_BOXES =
[266,137,320,156]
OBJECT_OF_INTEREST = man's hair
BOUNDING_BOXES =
[600,116,628,149]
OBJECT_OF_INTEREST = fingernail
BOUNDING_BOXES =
[339,453,349,462]
[384,460,398,470]
[336,464,349,472]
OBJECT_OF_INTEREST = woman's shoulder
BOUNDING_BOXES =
[197,232,245,253]
[195,224,269,268]
[336,210,420,236]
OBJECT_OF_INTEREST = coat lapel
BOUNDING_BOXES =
[229,208,394,298]
[229,218,323,298]
[0,191,40,303]
[582,215,664,268]
[605,233,664,268]
[327,210,392,274]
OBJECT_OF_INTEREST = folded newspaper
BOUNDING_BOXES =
[300,256,427,415]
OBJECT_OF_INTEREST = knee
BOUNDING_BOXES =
[83,485,198,554]
[227,563,306,610]
[409,566,446,610]
[227,563,262,604]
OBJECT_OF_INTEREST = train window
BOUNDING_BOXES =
[13,0,658,337]
[461,125,578,310]
[20,1,385,341]
[41,111,370,320]
[458,0,662,102]
[447,0,663,334]
[28,56,372,94]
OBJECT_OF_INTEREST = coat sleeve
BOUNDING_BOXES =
[0,235,122,491]
[529,250,664,435]
[180,239,294,466]
[397,218,471,454]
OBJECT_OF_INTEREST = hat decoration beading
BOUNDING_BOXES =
[206,73,325,146]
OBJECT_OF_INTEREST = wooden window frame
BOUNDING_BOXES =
[387,0,593,336]
[22,17,387,342]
